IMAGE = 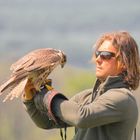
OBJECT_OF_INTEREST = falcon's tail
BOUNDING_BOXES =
[0,72,27,95]
[0,77,16,94]
[2,78,27,102]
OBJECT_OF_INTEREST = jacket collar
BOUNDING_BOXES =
[93,75,129,95]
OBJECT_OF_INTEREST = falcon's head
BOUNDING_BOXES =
[58,50,67,68]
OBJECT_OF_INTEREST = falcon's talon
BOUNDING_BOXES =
[45,85,53,91]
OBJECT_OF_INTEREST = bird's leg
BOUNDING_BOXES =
[35,86,41,92]
[33,81,42,92]
[45,79,53,90]
[45,84,53,90]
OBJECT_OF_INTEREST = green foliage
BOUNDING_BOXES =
[63,67,95,97]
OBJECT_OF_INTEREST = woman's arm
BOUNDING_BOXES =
[48,89,130,128]
[23,98,57,129]
[22,79,67,129]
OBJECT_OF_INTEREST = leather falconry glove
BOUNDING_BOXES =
[23,79,53,101]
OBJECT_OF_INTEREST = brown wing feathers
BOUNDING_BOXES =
[0,48,66,102]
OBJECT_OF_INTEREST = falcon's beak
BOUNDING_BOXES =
[59,50,67,68]
[61,63,65,68]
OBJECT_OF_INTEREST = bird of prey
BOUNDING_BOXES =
[0,48,66,102]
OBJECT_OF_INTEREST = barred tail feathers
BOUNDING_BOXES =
[0,77,16,94]
[2,78,28,102]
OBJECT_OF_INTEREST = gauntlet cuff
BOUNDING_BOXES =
[44,90,67,123]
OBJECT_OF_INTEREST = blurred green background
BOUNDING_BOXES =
[0,0,140,139]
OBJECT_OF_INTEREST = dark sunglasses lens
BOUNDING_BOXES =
[100,52,113,59]
[96,51,115,59]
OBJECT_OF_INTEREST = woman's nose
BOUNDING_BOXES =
[96,55,102,63]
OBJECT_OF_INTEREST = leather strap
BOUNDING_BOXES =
[134,128,136,140]
[46,90,60,123]
[46,89,67,123]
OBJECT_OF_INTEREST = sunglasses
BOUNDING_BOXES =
[95,51,116,60]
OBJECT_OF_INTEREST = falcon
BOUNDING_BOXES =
[0,48,66,102]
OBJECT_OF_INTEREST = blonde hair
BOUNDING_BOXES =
[95,31,140,90]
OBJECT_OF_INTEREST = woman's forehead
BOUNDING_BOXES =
[97,40,117,53]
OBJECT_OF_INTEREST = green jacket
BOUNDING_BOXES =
[23,76,138,140]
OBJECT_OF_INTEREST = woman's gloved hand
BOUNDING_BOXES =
[23,79,52,101]
[23,79,36,100]
[34,84,51,112]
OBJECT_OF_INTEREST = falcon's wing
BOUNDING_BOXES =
[11,48,62,74]
[0,48,66,102]
[11,52,35,72]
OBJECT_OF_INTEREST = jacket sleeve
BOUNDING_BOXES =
[49,89,131,128]
[23,98,58,129]
[23,96,67,129]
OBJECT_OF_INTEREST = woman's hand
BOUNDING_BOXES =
[23,79,36,100]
